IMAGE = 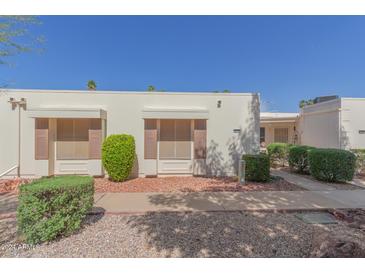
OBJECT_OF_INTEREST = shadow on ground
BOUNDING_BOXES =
[127,211,313,257]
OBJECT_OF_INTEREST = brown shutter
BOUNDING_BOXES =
[89,119,102,159]
[194,119,206,159]
[35,118,49,160]
[144,119,157,159]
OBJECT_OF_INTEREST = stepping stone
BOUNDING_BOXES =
[295,212,338,224]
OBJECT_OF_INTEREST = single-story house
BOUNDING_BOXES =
[260,97,365,150]
[259,112,299,147]
[298,97,365,150]
[0,89,260,178]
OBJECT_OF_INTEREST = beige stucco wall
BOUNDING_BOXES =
[298,98,365,149]
[298,99,341,148]
[0,89,260,178]
[340,98,365,149]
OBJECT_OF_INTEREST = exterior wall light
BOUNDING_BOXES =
[217,100,222,108]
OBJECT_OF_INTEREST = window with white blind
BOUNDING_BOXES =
[56,118,101,160]
[274,128,289,143]
[159,119,192,160]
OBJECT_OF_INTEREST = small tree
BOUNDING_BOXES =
[0,16,44,66]
[222,89,231,93]
[299,99,314,108]
[147,85,156,92]
[87,80,96,90]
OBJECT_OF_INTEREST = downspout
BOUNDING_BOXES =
[17,104,21,177]
[338,107,342,149]
[8,97,27,177]
[338,105,342,150]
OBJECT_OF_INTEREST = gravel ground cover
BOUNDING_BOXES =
[94,176,304,193]
[2,211,364,258]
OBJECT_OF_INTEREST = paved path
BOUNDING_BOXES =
[0,193,18,219]
[350,178,365,189]
[271,169,336,191]
[93,189,365,213]
[2,170,365,215]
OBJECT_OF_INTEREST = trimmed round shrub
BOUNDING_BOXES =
[308,148,356,182]
[102,134,135,182]
[242,153,270,182]
[17,176,94,244]
[289,145,315,174]
[267,143,292,167]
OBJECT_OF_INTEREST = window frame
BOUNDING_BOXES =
[274,127,289,143]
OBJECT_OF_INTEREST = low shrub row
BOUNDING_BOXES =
[242,154,270,182]
[308,148,356,182]
[17,176,94,244]
[265,143,357,183]
[287,145,356,183]
[267,143,292,167]
[288,145,314,174]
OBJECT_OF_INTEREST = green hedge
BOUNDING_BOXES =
[267,143,292,167]
[308,148,356,182]
[289,145,315,174]
[242,154,270,182]
[102,134,135,181]
[351,149,365,175]
[17,176,94,244]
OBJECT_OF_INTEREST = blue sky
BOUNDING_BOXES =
[1,16,365,112]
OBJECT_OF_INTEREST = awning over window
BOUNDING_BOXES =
[142,107,209,119]
[27,107,107,119]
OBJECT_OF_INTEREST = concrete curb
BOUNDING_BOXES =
[88,207,355,216]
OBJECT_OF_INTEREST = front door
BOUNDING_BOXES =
[158,119,193,174]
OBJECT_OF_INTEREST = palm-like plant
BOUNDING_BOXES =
[87,80,96,90]
[147,85,156,92]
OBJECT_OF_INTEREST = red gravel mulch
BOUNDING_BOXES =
[94,176,305,193]
[0,178,32,194]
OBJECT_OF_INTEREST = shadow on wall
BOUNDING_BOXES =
[130,153,139,179]
[204,140,229,176]
[340,126,350,150]
[199,95,260,176]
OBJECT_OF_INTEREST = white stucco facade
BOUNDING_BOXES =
[260,98,365,150]
[0,89,260,178]
[298,98,365,149]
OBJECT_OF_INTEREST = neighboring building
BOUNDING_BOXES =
[259,112,299,147]
[260,96,365,150]
[0,89,260,178]
[298,97,365,150]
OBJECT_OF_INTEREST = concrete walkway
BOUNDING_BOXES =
[93,189,365,213]
[2,169,365,216]
[350,178,365,189]
[0,193,18,219]
[271,169,337,191]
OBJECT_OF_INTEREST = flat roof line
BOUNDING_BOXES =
[0,88,257,96]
